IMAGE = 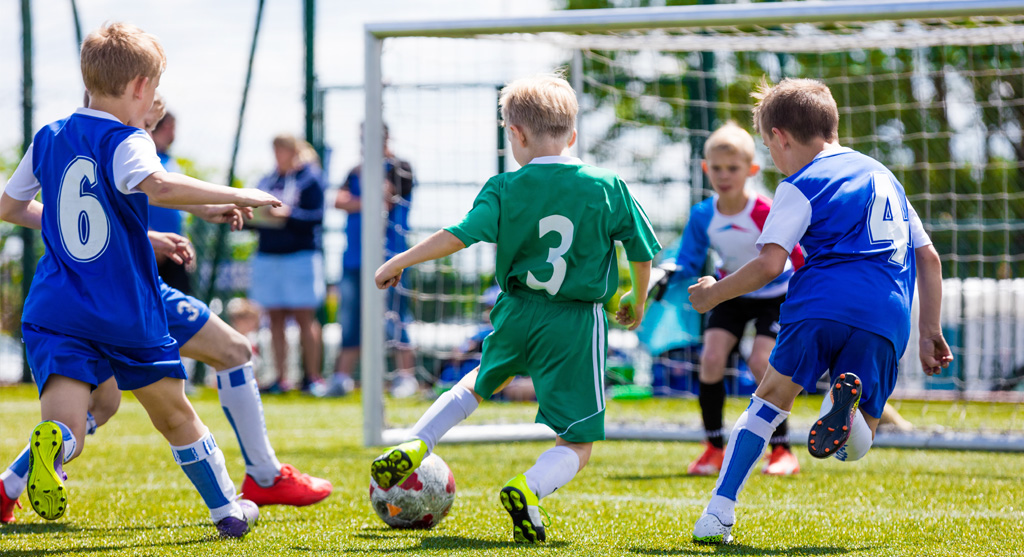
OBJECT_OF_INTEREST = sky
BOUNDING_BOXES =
[0,0,559,186]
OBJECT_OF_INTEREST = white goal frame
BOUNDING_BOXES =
[361,0,1024,449]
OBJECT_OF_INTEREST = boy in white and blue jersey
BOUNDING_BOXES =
[687,78,953,545]
[0,23,280,537]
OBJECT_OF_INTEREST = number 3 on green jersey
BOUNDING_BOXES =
[527,215,574,296]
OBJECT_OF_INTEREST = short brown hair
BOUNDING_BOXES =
[704,121,756,162]
[81,22,166,98]
[752,78,838,144]
[499,72,577,141]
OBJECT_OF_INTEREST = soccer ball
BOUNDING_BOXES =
[369,453,456,529]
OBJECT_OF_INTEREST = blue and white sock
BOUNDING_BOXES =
[52,420,76,464]
[216,362,281,487]
[410,384,479,454]
[0,446,31,499]
[524,446,580,499]
[85,412,98,436]
[707,396,789,524]
[171,432,241,523]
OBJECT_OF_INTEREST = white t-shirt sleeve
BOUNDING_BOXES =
[756,181,811,253]
[908,201,932,248]
[3,143,41,201]
[112,132,165,195]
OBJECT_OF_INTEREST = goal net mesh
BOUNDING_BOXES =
[355,10,1024,450]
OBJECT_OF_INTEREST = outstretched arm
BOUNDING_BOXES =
[137,171,281,209]
[688,243,789,313]
[375,230,466,289]
[915,244,953,375]
[616,260,652,331]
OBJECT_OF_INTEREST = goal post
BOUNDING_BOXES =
[360,0,1024,450]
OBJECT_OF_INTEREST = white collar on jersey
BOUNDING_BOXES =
[75,107,124,123]
[528,155,583,165]
[813,146,854,160]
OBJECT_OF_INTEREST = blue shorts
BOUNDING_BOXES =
[339,269,411,349]
[249,250,325,309]
[161,279,211,346]
[769,318,898,418]
[23,323,186,395]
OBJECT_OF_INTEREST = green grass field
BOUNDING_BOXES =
[2,384,1023,557]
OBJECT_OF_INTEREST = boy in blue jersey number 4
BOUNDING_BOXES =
[369,73,661,543]
[687,78,953,544]
[0,23,280,538]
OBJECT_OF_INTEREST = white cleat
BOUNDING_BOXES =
[692,512,734,545]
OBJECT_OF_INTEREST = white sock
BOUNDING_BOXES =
[708,396,789,524]
[1,446,31,498]
[216,362,281,487]
[523,446,580,499]
[171,432,242,523]
[409,385,479,453]
[820,394,874,462]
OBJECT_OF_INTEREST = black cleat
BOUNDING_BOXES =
[808,372,862,459]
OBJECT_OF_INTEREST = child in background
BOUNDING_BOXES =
[369,73,660,543]
[688,78,952,544]
[673,122,804,477]
[0,22,279,537]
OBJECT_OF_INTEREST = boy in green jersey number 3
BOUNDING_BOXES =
[370,72,661,543]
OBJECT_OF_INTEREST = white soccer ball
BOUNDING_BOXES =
[369,453,456,529]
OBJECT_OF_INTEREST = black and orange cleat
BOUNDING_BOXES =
[807,373,862,459]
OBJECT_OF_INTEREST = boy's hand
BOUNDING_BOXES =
[919,332,954,376]
[235,189,283,209]
[148,231,194,266]
[615,290,646,330]
[375,261,404,290]
[197,204,251,231]
[688,276,719,313]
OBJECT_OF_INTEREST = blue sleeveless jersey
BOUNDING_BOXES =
[757,149,916,356]
[22,113,171,347]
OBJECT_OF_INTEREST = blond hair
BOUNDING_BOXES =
[752,78,839,144]
[273,134,320,168]
[499,72,577,141]
[81,22,166,98]
[704,122,756,162]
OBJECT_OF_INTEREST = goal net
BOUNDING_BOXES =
[354,0,1024,451]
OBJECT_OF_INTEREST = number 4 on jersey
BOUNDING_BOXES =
[867,172,910,267]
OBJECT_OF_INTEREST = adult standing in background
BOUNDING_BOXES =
[332,124,419,398]
[250,134,327,395]
[147,108,193,294]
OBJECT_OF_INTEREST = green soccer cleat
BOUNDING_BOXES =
[500,474,549,543]
[370,439,428,490]
[27,421,68,521]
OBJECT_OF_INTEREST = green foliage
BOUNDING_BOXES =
[2,384,1024,556]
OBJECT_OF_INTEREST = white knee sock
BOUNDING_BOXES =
[820,394,873,462]
[171,432,242,523]
[708,396,789,524]
[409,385,479,453]
[524,446,580,499]
[216,362,281,486]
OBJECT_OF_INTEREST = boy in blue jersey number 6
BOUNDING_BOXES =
[688,78,953,545]
[0,23,280,538]
[369,73,661,543]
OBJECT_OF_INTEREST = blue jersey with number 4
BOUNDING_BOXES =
[755,148,916,355]
[22,113,171,347]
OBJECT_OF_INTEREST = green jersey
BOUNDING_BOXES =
[446,156,661,304]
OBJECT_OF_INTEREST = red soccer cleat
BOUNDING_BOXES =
[1,478,23,523]
[687,442,726,476]
[762,445,801,476]
[240,463,333,507]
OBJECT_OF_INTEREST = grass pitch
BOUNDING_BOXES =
[1,384,1022,556]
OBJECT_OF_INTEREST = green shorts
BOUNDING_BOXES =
[475,290,607,443]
